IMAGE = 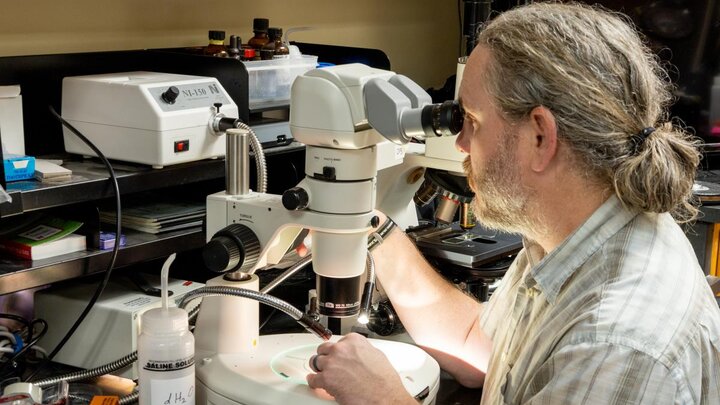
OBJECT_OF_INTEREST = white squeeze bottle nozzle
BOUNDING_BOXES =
[161,253,171,311]
[138,253,196,405]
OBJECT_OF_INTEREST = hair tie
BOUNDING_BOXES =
[638,127,656,139]
[629,127,655,154]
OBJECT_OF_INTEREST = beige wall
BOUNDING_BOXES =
[0,0,458,89]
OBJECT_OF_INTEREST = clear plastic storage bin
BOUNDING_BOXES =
[244,55,318,107]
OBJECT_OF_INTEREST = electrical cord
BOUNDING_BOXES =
[233,121,267,193]
[33,351,136,388]
[0,314,33,343]
[0,319,48,378]
[259,308,277,331]
[119,390,139,405]
[458,0,463,57]
[178,286,332,341]
[0,315,40,373]
[24,106,123,382]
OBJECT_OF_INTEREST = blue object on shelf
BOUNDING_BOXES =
[99,231,127,250]
[3,154,35,182]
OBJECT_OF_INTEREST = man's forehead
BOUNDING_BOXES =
[458,47,491,109]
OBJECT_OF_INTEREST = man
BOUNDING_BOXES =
[306,3,720,404]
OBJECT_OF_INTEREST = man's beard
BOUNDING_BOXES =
[463,131,540,236]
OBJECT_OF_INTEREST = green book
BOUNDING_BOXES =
[0,217,85,260]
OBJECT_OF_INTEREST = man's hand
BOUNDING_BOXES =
[306,333,415,405]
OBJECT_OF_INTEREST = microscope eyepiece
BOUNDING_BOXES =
[411,100,463,141]
[365,75,464,144]
[421,100,463,138]
[436,100,464,136]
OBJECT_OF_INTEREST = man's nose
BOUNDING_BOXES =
[455,130,470,154]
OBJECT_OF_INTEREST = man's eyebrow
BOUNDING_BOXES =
[457,97,469,117]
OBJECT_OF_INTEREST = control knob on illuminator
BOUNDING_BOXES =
[161,86,180,104]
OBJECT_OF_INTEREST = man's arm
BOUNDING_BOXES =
[371,221,492,387]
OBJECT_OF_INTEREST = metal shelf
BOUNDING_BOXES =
[0,157,222,295]
[1,158,226,217]
[0,145,306,294]
[0,143,306,218]
[0,227,206,295]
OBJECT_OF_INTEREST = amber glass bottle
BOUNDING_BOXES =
[248,18,270,50]
[271,28,289,59]
[204,30,228,57]
[261,27,289,60]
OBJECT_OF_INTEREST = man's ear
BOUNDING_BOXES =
[527,106,558,173]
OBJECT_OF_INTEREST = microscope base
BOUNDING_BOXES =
[195,333,440,405]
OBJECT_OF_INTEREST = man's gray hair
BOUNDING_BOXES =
[477,2,701,222]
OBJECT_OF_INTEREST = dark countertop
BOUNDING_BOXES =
[700,204,720,223]
[437,373,482,405]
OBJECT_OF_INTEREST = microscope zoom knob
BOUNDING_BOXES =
[161,86,180,104]
[202,224,261,273]
[282,187,309,211]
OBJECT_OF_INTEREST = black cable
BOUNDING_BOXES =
[0,314,33,372]
[0,314,33,343]
[289,161,299,185]
[0,314,34,370]
[259,308,277,331]
[0,319,48,377]
[458,0,463,57]
[24,106,123,382]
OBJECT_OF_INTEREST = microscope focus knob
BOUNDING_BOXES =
[202,224,261,273]
[282,187,309,211]
[161,86,180,104]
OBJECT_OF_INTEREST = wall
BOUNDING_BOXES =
[0,0,458,89]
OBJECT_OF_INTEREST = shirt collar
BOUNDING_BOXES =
[525,195,639,304]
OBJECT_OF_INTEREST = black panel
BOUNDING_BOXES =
[291,42,391,70]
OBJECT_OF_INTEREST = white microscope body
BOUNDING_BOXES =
[195,64,465,404]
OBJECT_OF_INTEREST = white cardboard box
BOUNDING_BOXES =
[0,85,25,155]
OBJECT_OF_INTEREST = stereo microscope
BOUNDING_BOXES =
[194,63,465,404]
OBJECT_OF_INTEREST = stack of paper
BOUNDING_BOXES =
[101,201,205,234]
[34,159,72,182]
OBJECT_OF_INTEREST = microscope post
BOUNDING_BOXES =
[193,274,260,356]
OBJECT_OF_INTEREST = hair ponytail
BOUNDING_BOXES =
[613,123,701,222]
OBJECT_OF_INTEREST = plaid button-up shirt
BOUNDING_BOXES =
[479,196,720,404]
